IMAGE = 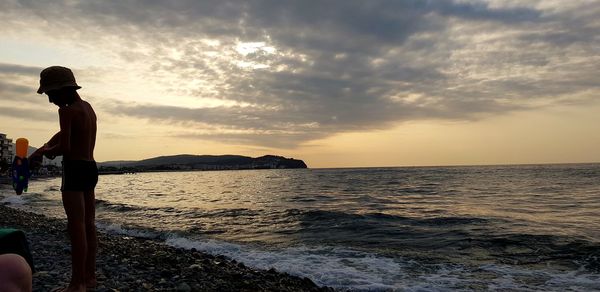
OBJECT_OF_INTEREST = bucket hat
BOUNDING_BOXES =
[37,66,81,94]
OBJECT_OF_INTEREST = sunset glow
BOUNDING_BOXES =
[1,1,598,167]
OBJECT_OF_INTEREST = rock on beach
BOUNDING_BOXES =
[0,204,333,291]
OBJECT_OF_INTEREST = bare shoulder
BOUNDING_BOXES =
[81,100,96,113]
[82,99,93,107]
[58,105,76,117]
[58,101,96,119]
[83,100,97,120]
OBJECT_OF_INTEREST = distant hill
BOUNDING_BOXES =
[9,143,62,166]
[98,160,137,167]
[98,154,307,172]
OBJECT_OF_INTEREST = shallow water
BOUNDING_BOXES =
[2,164,600,291]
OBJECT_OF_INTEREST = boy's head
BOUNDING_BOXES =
[37,66,81,107]
[45,87,79,107]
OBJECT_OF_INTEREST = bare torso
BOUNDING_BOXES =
[60,100,97,161]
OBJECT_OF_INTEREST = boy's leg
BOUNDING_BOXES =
[62,190,87,291]
[83,189,97,286]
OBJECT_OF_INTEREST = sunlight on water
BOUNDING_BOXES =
[2,164,600,290]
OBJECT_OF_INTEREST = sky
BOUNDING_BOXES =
[0,0,598,168]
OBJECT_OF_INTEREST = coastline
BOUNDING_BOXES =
[0,204,332,292]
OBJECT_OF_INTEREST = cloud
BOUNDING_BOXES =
[1,0,598,147]
[0,80,31,96]
[0,63,42,76]
[0,64,47,106]
[0,63,62,122]
[0,106,55,122]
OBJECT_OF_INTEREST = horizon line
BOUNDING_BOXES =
[311,161,600,170]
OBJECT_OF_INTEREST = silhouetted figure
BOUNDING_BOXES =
[30,66,98,292]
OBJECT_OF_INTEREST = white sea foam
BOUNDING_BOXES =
[166,236,404,290]
[408,265,470,291]
[0,194,27,205]
[95,222,159,239]
[480,264,600,291]
[408,263,600,292]
[166,236,600,291]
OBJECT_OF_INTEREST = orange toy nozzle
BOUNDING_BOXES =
[16,138,29,158]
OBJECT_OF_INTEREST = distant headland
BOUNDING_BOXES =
[98,154,308,174]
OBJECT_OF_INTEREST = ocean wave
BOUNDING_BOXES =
[166,236,404,290]
[288,209,492,226]
[1,194,27,205]
[95,200,143,212]
[95,222,160,239]
[166,235,600,291]
[406,263,600,292]
[478,264,600,291]
[75,198,600,290]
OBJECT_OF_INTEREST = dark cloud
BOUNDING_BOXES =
[0,80,32,97]
[0,63,48,106]
[517,1,599,47]
[0,63,42,76]
[0,64,56,119]
[0,106,56,122]
[1,1,598,147]
[0,65,45,104]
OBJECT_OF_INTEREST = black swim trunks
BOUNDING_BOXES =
[61,160,98,192]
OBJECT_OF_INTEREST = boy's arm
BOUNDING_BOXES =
[31,132,61,159]
[46,132,61,147]
[29,132,59,159]
[44,108,72,157]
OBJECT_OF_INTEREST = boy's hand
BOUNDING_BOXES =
[29,146,45,159]
[30,144,55,160]
[29,154,43,169]
[41,144,57,160]
[29,147,45,169]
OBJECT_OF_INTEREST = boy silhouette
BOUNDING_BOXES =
[31,66,98,292]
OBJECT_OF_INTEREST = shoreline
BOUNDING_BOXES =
[0,204,332,291]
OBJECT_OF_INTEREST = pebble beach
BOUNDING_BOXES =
[0,204,332,292]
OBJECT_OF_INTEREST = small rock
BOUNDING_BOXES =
[160,270,172,277]
[176,282,192,292]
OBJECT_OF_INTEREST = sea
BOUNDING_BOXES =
[1,164,600,291]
